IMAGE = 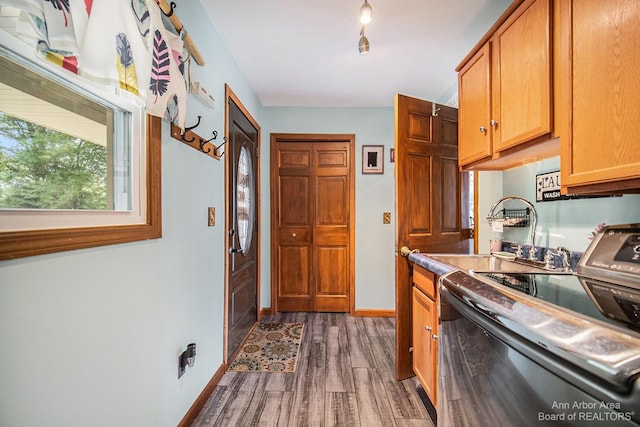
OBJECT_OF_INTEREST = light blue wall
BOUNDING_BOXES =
[500,157,640,253]
[264,107,396,310]
[0,1,264,426]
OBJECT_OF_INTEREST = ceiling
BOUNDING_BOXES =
[200,0,513,108]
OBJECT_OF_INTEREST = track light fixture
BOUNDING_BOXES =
[359,0,373,25]
[359,26,370,54]
[358,0,372,54]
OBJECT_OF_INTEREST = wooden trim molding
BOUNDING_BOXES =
[263,307,393,318]
[0,115,162,260]
[177,363,227,427]
[259,307,273,317]
[353,309,395,318]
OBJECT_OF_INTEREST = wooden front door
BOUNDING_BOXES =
[271,134,355,313]
[226,87,260,360]
[394,94,472,380]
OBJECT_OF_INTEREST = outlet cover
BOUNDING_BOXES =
[208,207,215,226]
[383,212,391,224]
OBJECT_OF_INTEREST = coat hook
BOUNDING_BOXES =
[199,141,212,154]
[202,130,218,144]
[199,130,219,154]
[214,137,227,157]
[181,115,202,143]
[161,1,177,17]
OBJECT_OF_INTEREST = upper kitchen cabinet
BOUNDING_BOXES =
[458,44,492,164]
[556,0,640,194]
[457,0,558,170]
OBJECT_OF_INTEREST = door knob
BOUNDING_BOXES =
[400,246,420,257]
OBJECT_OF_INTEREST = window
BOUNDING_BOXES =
[0,49,161,260]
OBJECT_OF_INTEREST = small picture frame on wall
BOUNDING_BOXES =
[362,145,384,174]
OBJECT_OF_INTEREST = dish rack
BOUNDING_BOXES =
[486,196,538,252]
[487,207,531,228]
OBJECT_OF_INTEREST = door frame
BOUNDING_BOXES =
[269,133,356,314]
[224,84,261,363]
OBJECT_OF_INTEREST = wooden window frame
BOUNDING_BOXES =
[0,115,162,260]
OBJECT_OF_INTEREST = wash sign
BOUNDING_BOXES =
[536,170,617,202]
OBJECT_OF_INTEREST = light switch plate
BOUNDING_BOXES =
[208,207,215,226]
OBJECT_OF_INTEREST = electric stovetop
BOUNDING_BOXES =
[478,272,640,332]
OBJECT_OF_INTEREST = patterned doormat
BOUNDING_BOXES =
[228,322,304,373]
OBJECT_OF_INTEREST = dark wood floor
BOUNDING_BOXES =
[192,312,434,426]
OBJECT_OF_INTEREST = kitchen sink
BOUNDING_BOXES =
[427,254,572,274]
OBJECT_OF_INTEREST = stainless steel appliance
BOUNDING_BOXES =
[438,224,640,427]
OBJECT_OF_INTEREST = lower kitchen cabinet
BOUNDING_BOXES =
[412,266,438,407]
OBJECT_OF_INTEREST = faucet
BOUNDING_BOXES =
[511,244,524,258]
[487,196,538,260]
[556,246,572,271]
[543,246,572,271]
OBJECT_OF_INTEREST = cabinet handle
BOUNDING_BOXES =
[432,334,439,341]
[490,119,498,127]
[479,126,487,133]
[424,325,432,332]
[292,232,297,237]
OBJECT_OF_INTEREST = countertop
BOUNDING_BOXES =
[408,252,458,276]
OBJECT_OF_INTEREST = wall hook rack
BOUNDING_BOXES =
[170,118,222,160]
[160,1,177,17]
[157,0,205,65]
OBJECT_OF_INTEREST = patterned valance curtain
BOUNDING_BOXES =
[0,0,189,129]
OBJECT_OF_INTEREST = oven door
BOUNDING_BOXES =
[439,283,640,427]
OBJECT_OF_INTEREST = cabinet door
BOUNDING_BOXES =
[412,286,438,406]
[458,43,492,166]
[559,0,640,192]
[492,0,552,152]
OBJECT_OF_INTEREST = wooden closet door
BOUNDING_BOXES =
[271,135,354,313]
[274,142,314,311]
[313,142,350,312]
